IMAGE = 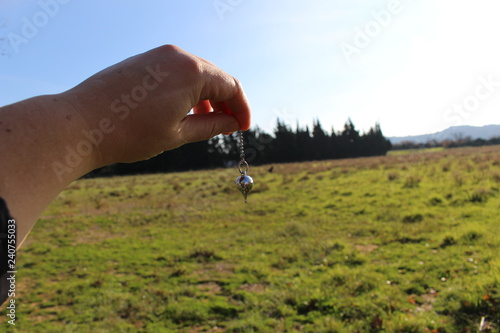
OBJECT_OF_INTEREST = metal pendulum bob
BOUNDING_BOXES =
[236,160,253,203]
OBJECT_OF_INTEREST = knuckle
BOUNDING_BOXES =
[156,44,203,76]
[185,57,205,77]
[157,44,181,54]
[232,77,241,88]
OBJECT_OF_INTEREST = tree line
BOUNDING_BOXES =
[392,136,500,150]
[90,118,392,177]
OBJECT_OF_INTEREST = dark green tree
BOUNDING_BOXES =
[339,118,360,158]
[311,119,330,160]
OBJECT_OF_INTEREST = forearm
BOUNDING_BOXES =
[0,93,100,246]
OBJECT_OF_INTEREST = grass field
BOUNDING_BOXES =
[387,147,445,156]
[1,146,500,332]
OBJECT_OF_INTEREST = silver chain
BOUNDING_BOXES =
[237,131,249,174]
[239,131,245,162]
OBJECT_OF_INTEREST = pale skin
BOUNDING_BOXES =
[0,45,251,247]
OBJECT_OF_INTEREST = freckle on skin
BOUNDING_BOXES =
[66,115,72,120]
[53,98,58,102]
[6,129,11,133]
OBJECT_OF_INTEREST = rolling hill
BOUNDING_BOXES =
[388,125,500,145]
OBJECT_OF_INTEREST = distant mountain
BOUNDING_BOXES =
[388,125,500,145]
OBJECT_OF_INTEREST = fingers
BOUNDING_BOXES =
[198,64,251,131]
[209,100,232,115]
[178,112,240,144]
[209,101,234,134]
[193,100,212,114]
[192,77,251,131]
[157,46,251,139]
[193,100,231,115]
[224,79,251,131]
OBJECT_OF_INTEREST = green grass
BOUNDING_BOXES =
[1,146,500,332]
[387,147,445,156]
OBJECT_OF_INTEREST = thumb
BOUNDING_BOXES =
[177,112,240,144]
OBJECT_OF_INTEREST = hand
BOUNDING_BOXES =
[67,44,251,165]
[0,44,251,246]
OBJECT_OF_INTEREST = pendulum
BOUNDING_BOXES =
[235,131,253,203]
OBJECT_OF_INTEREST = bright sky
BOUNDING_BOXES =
[1,0,500,137]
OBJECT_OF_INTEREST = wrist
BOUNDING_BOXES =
[59,87,125,169]
[33,92,108,178]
